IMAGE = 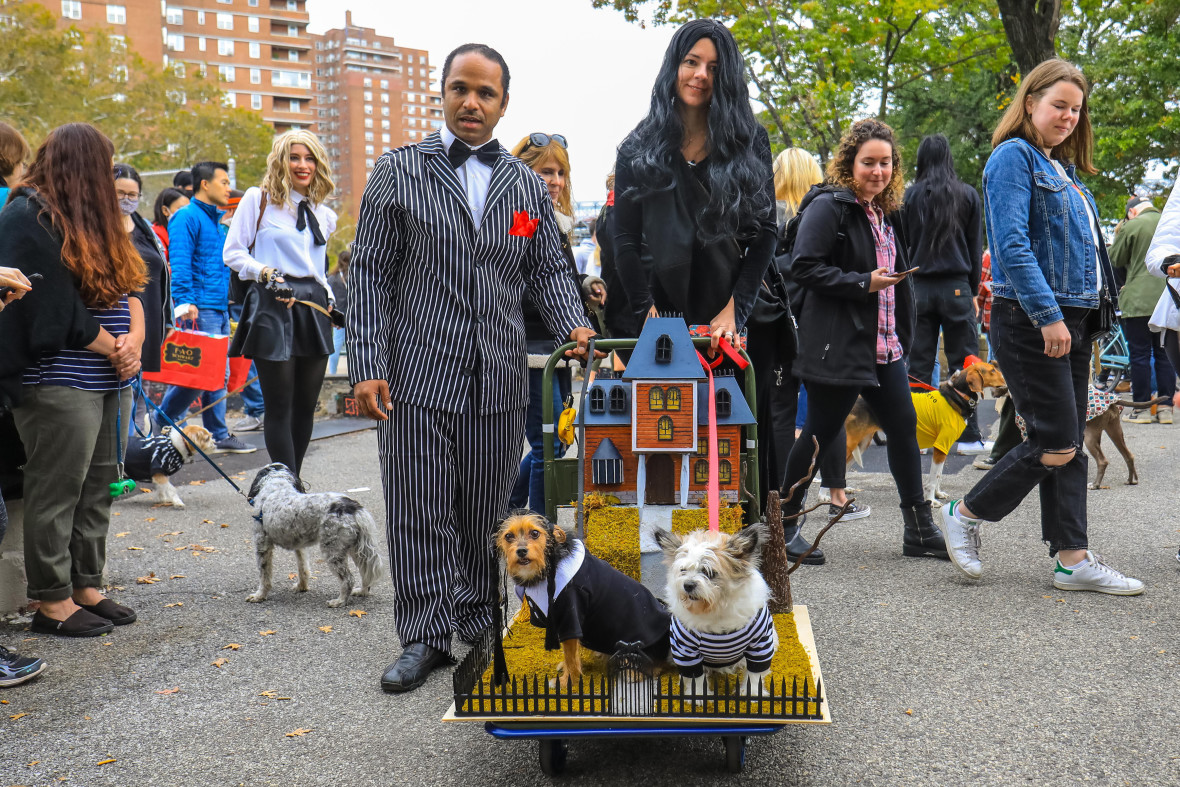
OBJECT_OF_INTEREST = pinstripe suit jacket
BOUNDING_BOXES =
[347,131,590,415]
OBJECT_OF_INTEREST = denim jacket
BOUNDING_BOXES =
[983,137,1113,327]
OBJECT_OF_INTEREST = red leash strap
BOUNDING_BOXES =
[696,350,721,532]
[908,374,936,392]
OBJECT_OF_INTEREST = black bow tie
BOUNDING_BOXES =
[447,139,500,169]
[295,199,326,246]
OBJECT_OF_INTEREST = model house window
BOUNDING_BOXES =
[697,438,707,456]
[165,6,183,24]
[106,4,125,24]
[248,16,259,32]
[665,386,681,411]
[251,93,262,110]
[716,389,732,418]
[591,438,623,486]
[648,387,664,411]
[718,439,730,456]
[218,39,235,56]
[718,460,732,484]
[216,12,233,29]
[609,387,627,414]
[249,41,260,58]
[694,460,708,484]
[61,0,82,19]
[655,335,672,363]
[589,387,605,414]
[657,416,673,441]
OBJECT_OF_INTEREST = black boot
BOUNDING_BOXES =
[784,512,826,565]
[902,502,950,559]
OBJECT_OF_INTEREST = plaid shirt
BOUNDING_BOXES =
[864,202,903,364]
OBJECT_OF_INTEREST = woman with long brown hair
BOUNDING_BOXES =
[0,122,147,636]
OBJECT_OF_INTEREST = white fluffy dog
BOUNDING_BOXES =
[246,463,384,608]
[653,523,778,701]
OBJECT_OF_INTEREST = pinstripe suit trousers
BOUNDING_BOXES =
[379,397,524,652]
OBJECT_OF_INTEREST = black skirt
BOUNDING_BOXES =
[229,276,333,361]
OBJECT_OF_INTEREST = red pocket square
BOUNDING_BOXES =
[509,210,540,238]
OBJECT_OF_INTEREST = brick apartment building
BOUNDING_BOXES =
[312,11,441,208]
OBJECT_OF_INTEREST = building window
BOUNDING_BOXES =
[61,0,81,19]
[665,387,681,411]
[222,91,236,108]
[287,0,297,8]
[197,10,205,24]
[248,0,258,6]
[218,39,235,56]
[364,91,372,101]
[165,6,183,24]
[106,4,125,24]
[365,158,374,168]
[249,41,260,58]
[364,118,373,128]
[364,132,373,142]
[365,145,374,155]
[655,334,672,363]
[716,389,732,418]
[589,387,605,414]
[167,33,185,52]
[198,36,206,52]
[218,65,235,82]
[609,387,627,414]
[694,460,708,484]
[251,93,262,110]
[718,439,731,456]
[381,120,390,130]
[381,106,390,116]
[288,50,298,62]
[380,79,388,89]
[247,16,259,32]
[381,133,390,143]
[287,24,297,36]
[363,78,372,87]
[289,99,299,112]
[657,416,674,442]
[250,67,260,83]
[216,12,233,29]
[110,64,128,82]
[364,105,373,115]
[171,61,185,78]
[271,70,310,89]
[718,460,732,484]
[648,387,664,411]
[380,93,389,103]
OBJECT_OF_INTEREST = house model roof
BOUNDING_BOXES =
[578,378,631,426]
[695,377,756,425]
[621,318,707,382]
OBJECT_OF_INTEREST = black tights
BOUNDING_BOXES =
[254,355,328,477]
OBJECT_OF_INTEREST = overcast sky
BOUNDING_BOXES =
[308,0,675,208]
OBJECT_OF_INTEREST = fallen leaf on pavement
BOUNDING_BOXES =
[259,690,278,698]
[114,532,130,538]
[127,546,144,551]
[164,602,183,608]
[28,760,39,765]
[222,643,241,650]
[97,758,117,765]
[189,480,206,486]
[102,641,113,646]
[158,531,183,537]
[178,544,217,552]
[211,658,229,668]
[10,712,28,720]
[136,572,161,584]
[155,687,180,695]
[220,523,229,528]
[318,625,333,633]
[905,709,913,715]
[112,512,121,516]
[259,630,277,636]
[170,575,186,579]
[285,728,313,737]
[144,517,157,522]
[288,573,297,580]
[348,610,367,618]
[0,699,6,703]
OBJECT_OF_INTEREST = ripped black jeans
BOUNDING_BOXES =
[963,298,1091,554]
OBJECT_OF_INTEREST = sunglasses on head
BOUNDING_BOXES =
[523,133,568,153]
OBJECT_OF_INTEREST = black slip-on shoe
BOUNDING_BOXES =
[31,609,113,637]
[79,598,137,626]
[380,643,456,693]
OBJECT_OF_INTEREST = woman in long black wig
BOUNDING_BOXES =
[613,18,777,349]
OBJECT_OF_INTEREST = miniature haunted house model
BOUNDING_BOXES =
[579,317,755,512]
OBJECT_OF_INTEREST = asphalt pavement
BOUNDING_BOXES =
[3,412,1179,786]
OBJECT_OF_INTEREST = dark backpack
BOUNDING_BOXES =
[774,185,851,316]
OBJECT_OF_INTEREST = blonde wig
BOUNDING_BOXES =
[511,135,573,218]
[773,147,823,215]
[260,129,335,207]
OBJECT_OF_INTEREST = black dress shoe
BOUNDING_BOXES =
[380,643,456,693]
[80,598,137,626]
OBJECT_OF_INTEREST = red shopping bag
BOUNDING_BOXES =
[142,328,229,392]
[226,356,253,393]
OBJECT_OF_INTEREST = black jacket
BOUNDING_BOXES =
[789,187,915,387]
[0,191,104,409]
[900,181,982,293]
[129,213,172,373]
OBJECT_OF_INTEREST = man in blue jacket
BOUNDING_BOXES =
[155,161,255,454]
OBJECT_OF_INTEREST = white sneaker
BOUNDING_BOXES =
[937,501,982,578]
[956,440,994,455]
[1052,552,1144,595]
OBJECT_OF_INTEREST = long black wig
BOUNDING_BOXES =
[912,134,968,258]
[617,18,770,244]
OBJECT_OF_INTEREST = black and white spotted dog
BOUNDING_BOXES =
[125,425,216,508]
[246,463,384,608]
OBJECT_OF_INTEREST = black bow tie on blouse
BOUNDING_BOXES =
[296,199,326,246]
[447,139,500,169]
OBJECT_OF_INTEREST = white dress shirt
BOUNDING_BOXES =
[440,126,495,230]
[224,187,338,299]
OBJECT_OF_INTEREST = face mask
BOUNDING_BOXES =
[118,197,139,215]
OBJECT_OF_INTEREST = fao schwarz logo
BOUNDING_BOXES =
[163,344,202,368]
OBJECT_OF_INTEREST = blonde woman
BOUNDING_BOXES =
[225,130,337,476]
[773,146,823,224]
[506,133,603,513]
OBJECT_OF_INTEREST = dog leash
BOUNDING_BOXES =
[130,378,248,499]
[110,394,137,499]
[695,336,748,532]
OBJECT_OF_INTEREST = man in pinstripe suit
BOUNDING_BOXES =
[347,44,597,693]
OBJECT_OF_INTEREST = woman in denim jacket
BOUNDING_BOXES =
[937,60,1143,595]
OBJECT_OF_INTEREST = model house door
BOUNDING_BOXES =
[645,454,675,505]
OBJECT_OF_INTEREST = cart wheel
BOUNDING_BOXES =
[539,738,568,776]
[724,735,746,773]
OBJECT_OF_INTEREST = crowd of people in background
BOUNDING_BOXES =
[2,17,1180,692]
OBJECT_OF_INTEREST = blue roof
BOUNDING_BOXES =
[579,379,631,426]
[696,377,755,425]
[622,318,706,382]
[592,437,623,461]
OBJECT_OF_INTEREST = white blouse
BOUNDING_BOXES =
[224,186,338,299]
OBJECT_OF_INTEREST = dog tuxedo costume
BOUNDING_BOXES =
[516,540,671,659]
[123,434,186,482]
[670,605,777,678]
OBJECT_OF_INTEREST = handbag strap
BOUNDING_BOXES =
[247,192,268,256]
[1168,278,1180,310]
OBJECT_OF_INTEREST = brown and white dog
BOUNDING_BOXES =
[495,512,671,688]
[845,360,1007,503]
[124,425,216,508]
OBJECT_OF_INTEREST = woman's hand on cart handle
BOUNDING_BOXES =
[708,298,742,354]
[565,327,606,363]
[354,379,393,421]
[1041,320,1071,359]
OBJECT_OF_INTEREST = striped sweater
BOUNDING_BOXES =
[670,605,777,678]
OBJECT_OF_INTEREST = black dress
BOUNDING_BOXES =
[229,276,334,361]
[129,215,171,373]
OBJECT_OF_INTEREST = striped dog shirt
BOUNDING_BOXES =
[670,605,777,678]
